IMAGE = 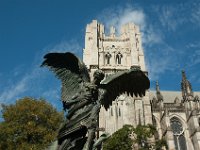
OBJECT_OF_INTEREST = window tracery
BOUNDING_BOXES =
[170,117,187,150]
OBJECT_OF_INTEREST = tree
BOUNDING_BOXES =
[103,125,133,150]
[132,124,156,149]
[0,97,64,150]
[103,124,168,150]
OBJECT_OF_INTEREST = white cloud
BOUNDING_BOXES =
[142,26,162,46]
[0,40,82,107]
[0,67,45,104]
[97,5,166,80]
[119,9,145,28]
[186,43,200,49]
[105,8,146,32]
[98,5,162,44]
[97,3,200,83]
[50,40,81,53]
[42,89,60,100]
[145,43,181,81]
[41,89,61,107]
[42,40,82,57]
[0,78,27,101]
[158,6,180,31]
[186,43,200,68]
[146,58,169,80]
[157,1,200,31]
[191,1,200,27]
[192,10,200,26]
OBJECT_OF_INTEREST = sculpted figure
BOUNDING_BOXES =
[41,52,150,150]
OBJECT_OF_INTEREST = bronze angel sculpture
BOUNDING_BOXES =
[41,52,150,150]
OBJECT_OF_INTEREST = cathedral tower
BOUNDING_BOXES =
[83,20,152,134]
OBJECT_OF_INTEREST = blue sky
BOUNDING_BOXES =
[0,0,200,110]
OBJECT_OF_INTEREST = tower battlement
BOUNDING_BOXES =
[83,20,146,74]
[86,20,140,40]
[82,20,200,150]
[83,20,150,135]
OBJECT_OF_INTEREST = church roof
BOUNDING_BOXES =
[149,91,200,103]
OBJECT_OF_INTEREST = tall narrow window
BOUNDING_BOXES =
[110,108,113,116]
[116,52,123,64]
[105,53,111,65]
[170,117,187,150]
[119,108,121,116]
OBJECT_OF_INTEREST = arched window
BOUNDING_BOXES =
[110,108,113,116]
[105,53,111,65]
[116,52,123,65]
[170,117,187,150]
[119,108,121,116]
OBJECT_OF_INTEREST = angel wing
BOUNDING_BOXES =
[41,52,90,109]
[99,68,150,110]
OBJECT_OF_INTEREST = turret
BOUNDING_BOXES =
[156,81,163,101]
[181,70,193,102]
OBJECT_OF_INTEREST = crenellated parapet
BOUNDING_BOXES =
[83,20,146,75]
[83,20,151,135]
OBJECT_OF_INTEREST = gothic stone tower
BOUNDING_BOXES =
[83,20,152,134]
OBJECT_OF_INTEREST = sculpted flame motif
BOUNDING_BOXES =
[41,52,150,150]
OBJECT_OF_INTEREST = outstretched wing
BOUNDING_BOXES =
[41,52,90,105]
[100,68,150,110]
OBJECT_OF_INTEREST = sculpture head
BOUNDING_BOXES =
[93,70,105,85]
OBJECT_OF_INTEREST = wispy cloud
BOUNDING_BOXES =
[2,1,199,106]
[41,89,62,108]
[97,5,162,45]
[157,1,200,31]
[0,39,82,108]
[0,66,47,104]
[0,77,27,101]
[191,1,200,27]
[44,40,82,57]
[97,4,169,80]
[158,6,184,31]
[186,43,200,79]
[99,7,146,32]
[145,42,182,81]
[96,3,200,83]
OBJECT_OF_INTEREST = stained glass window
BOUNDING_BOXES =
[170,117,187,150]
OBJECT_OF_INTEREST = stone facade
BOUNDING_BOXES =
[83,20,200,150]
[151,73,200,150]
[83,20,152,131]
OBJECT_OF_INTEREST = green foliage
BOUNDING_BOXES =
[154,138,168,150]
[0,97,64,150]
[103,124,168,150]
[133,124,156,149]
[103,125,133,150]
